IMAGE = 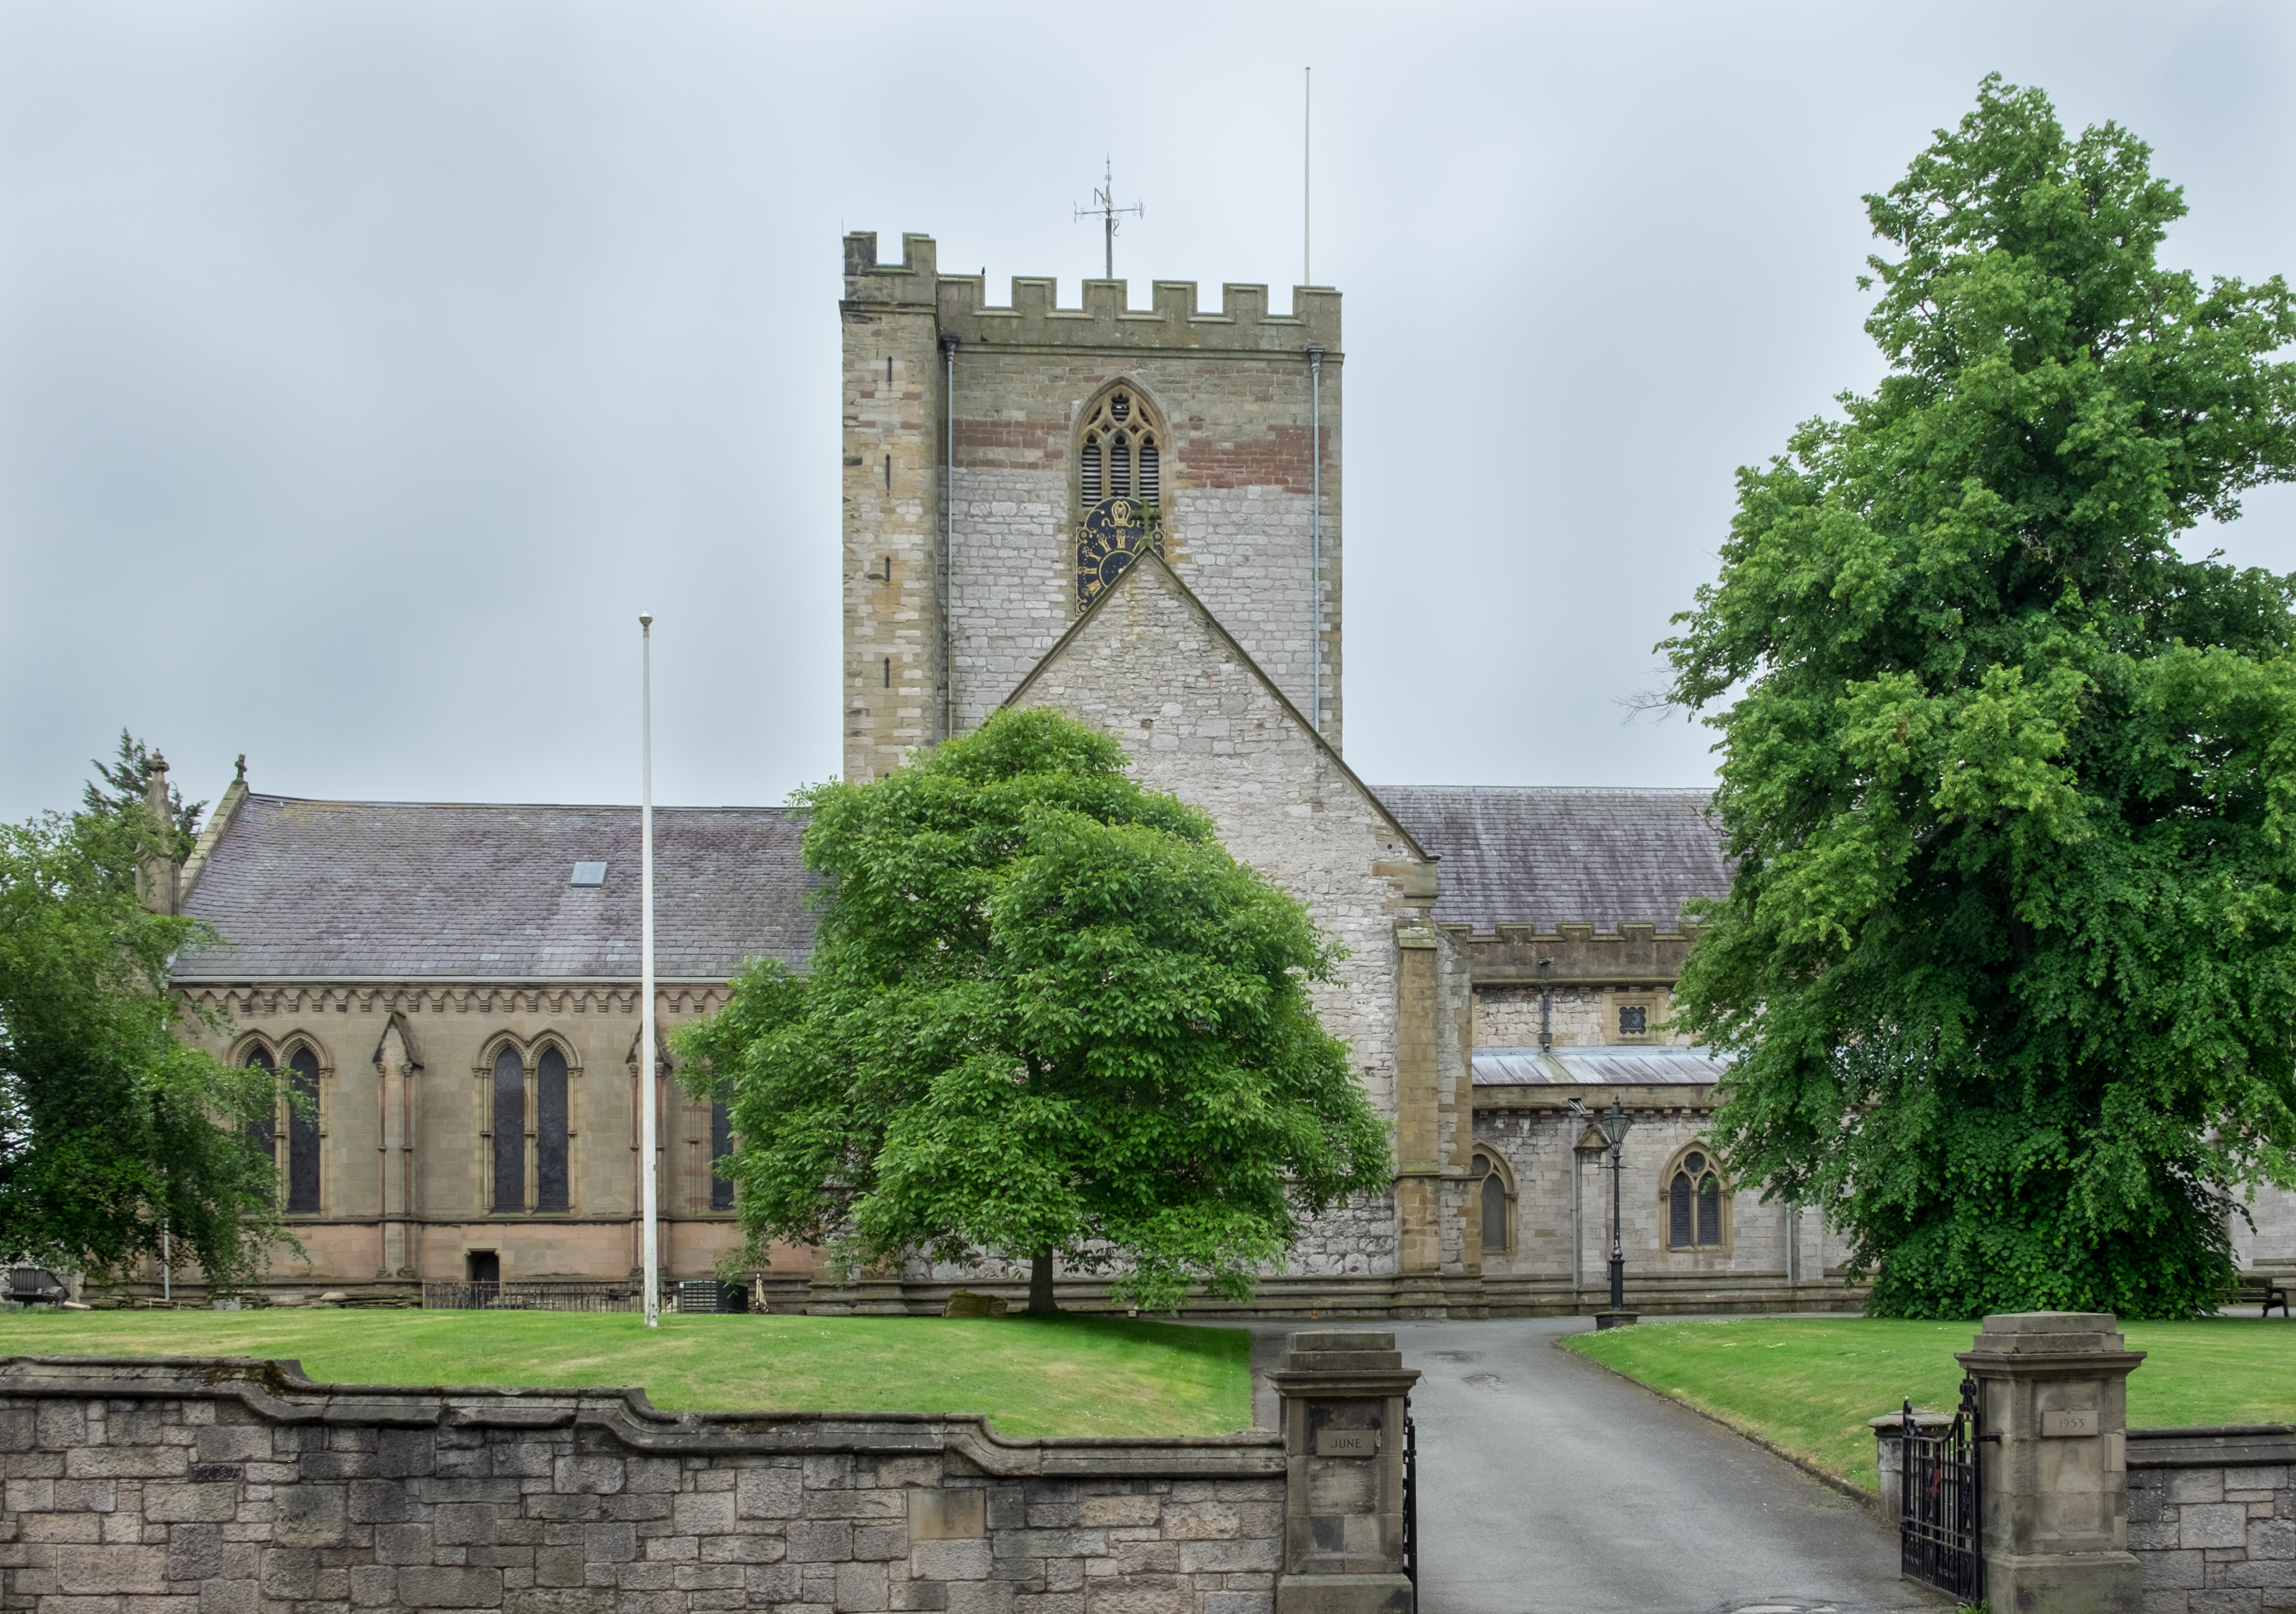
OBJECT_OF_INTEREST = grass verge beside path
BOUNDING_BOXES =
[0,1311,1253,1440]
[1565,1316,2296,1496]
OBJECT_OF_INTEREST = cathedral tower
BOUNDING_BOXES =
[840,230,1343,781]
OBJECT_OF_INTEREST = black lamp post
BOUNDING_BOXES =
[1595,1097,1635,1327]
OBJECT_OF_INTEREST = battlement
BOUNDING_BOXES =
[841,230,1339,354]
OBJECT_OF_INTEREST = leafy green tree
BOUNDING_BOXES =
[1663,77,2296,1318]
[675,709,1391,1313]
[0,751,285,1294]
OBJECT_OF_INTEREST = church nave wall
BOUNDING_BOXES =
[168,983,748,1294]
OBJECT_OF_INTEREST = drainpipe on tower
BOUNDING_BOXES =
[1538,956,1553,1050]
[941,333,959,743]
[1306,343,1325,738]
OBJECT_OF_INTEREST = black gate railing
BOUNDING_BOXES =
[1400,1401,1418,1612]
[1901,1374,1983,1601]
[421,1281,647,1312]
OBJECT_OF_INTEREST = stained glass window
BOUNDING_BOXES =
[536,1047,570,1212]
[492,1047,525,1212]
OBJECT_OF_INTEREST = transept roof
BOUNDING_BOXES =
[1376,785,1726,935]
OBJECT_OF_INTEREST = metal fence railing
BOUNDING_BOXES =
[420,1280,748,1314]
[421,1281,644,1312]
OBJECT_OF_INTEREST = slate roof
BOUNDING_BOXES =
[177,795,819,981]
[1375,786,1726,934]
[1473,1046,1731,1086]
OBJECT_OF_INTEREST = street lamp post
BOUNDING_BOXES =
[1595,1098,1636,1329]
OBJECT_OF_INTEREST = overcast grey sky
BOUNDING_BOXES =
[5,0,2294,821]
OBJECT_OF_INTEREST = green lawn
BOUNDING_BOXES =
[1565,1316,2296,1495]
[0,1311,1253,1440]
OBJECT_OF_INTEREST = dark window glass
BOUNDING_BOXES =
[1698,1174,1722,1245]
[467,1250,499,1286]
[246,1048,277,1165]
[245,1049,277,1205]
[1669,1171,1693,1247]
[1685,1152,1705,1176]
[492,1047,525,1211]
[1619,1004,1648,1035]
[286,1049,321,1213]
[711,1100,735,1211]
[1480,1174,1505,1253]
[536,1047,569,1212]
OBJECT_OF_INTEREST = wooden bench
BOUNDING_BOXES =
[2228,1274,2291,1318]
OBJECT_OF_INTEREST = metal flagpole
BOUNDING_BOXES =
[1304,66,1312,287]
[639,613,660,1329]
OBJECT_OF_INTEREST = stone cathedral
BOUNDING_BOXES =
[171,227,2282,1316]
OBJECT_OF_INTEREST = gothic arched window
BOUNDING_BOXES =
[244,1047,277,1202]
[1075,386,1166,605]
[285,1046,322,1214]
[1666,1146,1726,1250]
[492,1046,525,1211]
[1470,1147,1515,1258]
[710,1099,735,1212]
[536,1046,571,1212]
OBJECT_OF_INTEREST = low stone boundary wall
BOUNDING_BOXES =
[2128,1424,2296,1612]
[0,1355,1284,1614]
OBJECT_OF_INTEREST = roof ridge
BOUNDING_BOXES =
[1374,784,1716,796]
[241,794,798,813]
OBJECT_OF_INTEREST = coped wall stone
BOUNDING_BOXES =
[0,1357,1283,1614]
[2126,1425,2296,1612]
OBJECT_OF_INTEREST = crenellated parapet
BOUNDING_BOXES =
[841,230,1340,354]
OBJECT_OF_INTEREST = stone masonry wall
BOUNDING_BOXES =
[1005,557,1449,1278]
[0,1358,1283,1614]
[946,353,1332,745]
[1470,985,1693,1050]
[2128,1427,2296,1611]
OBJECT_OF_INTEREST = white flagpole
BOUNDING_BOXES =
[639,612,660,1328]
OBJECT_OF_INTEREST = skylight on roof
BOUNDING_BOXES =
[571,862,608,886]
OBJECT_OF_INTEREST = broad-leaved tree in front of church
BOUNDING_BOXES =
[675,709,1391,1314]
[0,734,287,1295]
[1666,76,2296,1318]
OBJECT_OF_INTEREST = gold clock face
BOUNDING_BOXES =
[1076,496,1161,605]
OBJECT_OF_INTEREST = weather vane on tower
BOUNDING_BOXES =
[1074,157,1143,281]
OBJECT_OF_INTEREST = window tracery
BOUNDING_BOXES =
[1665,1145,1726,1249]
[1075,386,1166,605]
[1470,1147,1515,1257]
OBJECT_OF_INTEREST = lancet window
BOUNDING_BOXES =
[487,1039,574,1213]
[1075,386,1167,605]
[243,1042,322,1213]
[1470,1147,1514,1258]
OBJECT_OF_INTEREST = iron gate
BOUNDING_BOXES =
[1900,1375,1982,1601]
[1400,1402,1418,1612]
